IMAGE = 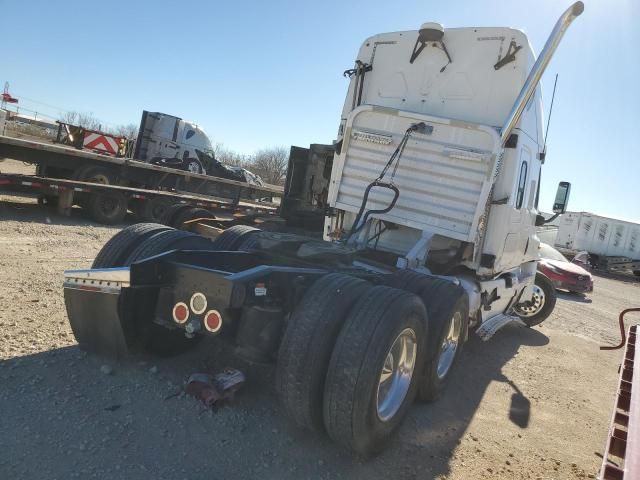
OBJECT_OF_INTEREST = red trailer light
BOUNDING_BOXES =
[172,302,189,324]
[204,310,222,333]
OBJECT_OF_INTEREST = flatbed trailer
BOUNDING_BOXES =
[0,135,282,224]
[0,172,279,226]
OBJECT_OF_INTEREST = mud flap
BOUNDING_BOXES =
[64,287,137,359]
[476,314,525,341]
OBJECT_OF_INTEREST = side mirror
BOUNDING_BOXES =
[552,181,571,214]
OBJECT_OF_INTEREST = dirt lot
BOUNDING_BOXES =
[0,188,638,479]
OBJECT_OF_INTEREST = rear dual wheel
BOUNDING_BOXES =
[382,270,469,402]
[277,277,428,456]
[276,273,371,431]
[323,285,427,455]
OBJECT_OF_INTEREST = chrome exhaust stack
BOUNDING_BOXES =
[500,2,584,146]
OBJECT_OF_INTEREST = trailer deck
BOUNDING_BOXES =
[0,134,283,197]
[0,134,283,224]
[0,172,278,221]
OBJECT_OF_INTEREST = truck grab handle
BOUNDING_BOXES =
[500,2,583,147]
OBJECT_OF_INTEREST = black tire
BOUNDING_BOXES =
[382,270,469,403]
[235,232,260,252]
[381,269,428,293]
[171,207,215,230]
[514,272,557,328]
[74,166,116,185]
[37,194,58,207]
[415,284,469,402]
[92,223,173,268]
[633,270,640,277]
[159,203,192,226]
[212,225,259,251]
[134,196,175,223]
[124,229,214,266]
[123,229,214,356]
[277,274,372,431]
[323,286,427,456]
[87,191,128,225]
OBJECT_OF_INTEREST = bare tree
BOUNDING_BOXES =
[58,111,102,130]
[215,144,253,168]
[112,123,138,139]
[251,147,289,185]
[58,111,77,125]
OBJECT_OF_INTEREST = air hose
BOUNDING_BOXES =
[346,122,426,241]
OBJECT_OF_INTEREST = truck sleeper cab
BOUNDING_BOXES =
[63,3,584,456]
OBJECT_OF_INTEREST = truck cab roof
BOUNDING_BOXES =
[346,26,536,129]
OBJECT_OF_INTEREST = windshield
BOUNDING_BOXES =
[538,243,568,262]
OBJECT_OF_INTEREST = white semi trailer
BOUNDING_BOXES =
[555,211,640,274]
[63,3,583,455]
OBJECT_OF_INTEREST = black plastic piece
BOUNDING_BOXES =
[494,41,522,70]
[235,305,285,362]
[480,254,496,269]
[505,133,519,148]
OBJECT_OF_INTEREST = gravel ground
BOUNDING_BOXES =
[0,184,639,479]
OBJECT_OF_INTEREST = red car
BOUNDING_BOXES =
[538,243,594,294]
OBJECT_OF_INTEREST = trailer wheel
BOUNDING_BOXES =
[415,282,469,402]
[92,223,173,268]
[159,203,191,226]
[212,225,259,250]
[75,166,116,185]
[135,196,175,223]
[37,194,58,207]
[171,207,216,230]
[514,272,557,327]
[323,286,427,455]
[88,191,128,225]
[277,273,371,431]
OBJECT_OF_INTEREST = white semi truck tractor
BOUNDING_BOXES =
[63,3,583,455]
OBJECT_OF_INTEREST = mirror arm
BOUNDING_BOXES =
[535,212,561,226]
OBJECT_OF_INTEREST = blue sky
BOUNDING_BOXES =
[3,0,639,221]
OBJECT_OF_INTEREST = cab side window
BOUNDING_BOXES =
[516,161,528,209]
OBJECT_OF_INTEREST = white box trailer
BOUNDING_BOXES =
[555,212,640,260]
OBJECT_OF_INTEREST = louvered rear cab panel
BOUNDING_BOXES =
[328,106,500,244]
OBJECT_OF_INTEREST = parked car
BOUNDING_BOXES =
[538,243,594,294]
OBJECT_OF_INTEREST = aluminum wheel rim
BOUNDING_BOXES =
[89,174,110,185]
[437,312,462,379]
[515,285,546,318]
[187,161,201,174]
[376,328,418,422]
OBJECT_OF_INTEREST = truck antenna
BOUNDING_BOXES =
[541,73,558,161]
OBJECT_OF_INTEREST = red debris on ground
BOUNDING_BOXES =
[185,368,246,408]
